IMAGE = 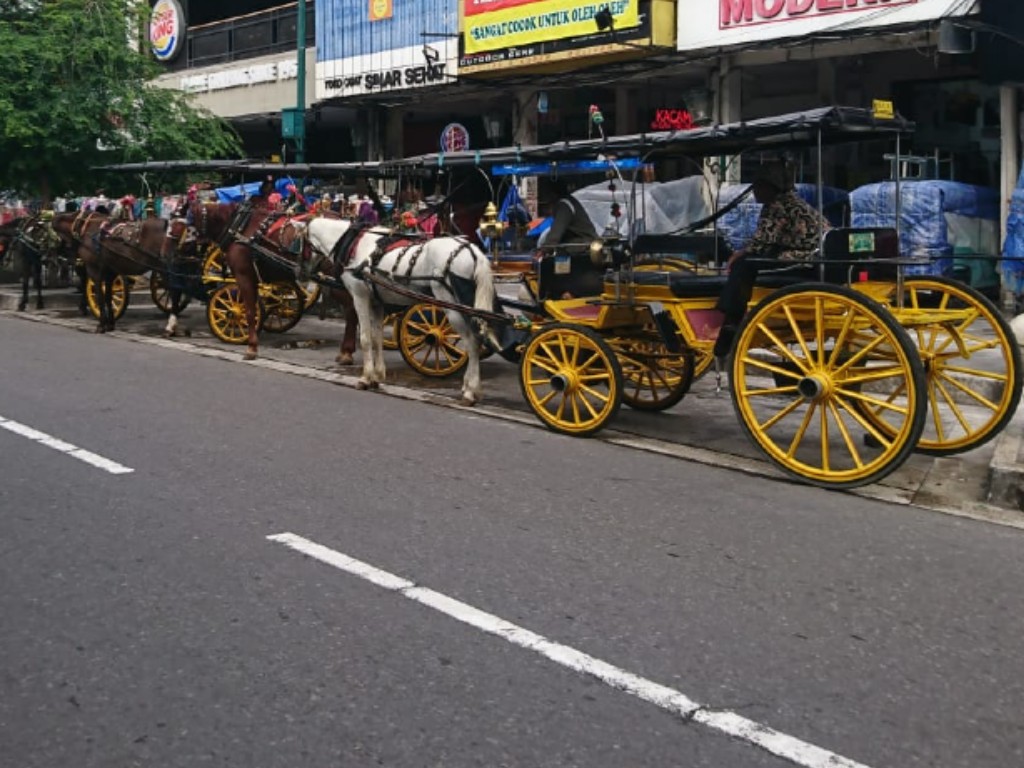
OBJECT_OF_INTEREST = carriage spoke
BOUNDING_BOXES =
[786,401,817,459]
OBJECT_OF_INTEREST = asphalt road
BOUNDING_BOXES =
[2,315,1023,768]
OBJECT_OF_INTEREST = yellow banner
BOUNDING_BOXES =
[463,0,639,55]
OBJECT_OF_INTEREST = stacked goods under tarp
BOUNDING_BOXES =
[716,184,849,251]
[574,176,710,238]
[1002,165,1024,304]
[850,181,1000,293]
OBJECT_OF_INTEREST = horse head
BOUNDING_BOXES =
[161,217,199,264]
[305,216,356,276]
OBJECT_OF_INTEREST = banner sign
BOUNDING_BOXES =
[317,0,458,99]
[150,0,185,62]
[491,157,643,176]
[369,0,393,21]
[677,0,976,51]
[463,0,639,55]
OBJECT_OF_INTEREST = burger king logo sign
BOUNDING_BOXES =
[150,0,185,62]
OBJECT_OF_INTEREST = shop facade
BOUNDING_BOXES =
[150,0,355,161]
[315,0,476,161]
[673,0,1020,300]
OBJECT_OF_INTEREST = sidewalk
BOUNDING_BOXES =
[3,283,1022,522]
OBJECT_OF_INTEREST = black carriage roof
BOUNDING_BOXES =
[411,106,913,169]
[94,107,911,176]
[91,158,406,177]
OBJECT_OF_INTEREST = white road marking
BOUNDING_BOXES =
[268,532,873,768]
[0,415,134,475]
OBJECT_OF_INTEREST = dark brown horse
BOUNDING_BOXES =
[166,200,358,363]
[0,215,79,311]
[52,210,168,332]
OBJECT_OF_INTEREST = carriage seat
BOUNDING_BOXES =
[819,227,899,282]
[631,233,732,265]
[607,270,728,298]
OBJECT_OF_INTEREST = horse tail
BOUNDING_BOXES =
[471,241,496,314]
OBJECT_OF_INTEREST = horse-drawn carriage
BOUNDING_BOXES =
[297,105,1021,490]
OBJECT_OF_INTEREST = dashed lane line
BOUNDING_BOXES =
[268,531,874,768]
[0,415,134,475]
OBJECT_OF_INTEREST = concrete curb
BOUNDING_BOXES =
[988,421,1024,510]
[3,302,1023,524]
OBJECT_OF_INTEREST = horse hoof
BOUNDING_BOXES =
[183,329,192,338]
[163,330,175,339]
[36,302,44,310]
[356,380,370,390]
[336,352,354,365]
[460,396,479,407]
[17,304,26,312]
[244,351,258,361]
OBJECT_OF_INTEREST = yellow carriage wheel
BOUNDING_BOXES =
[206,283,263,345]
[730,284,926,489]
[398,303,470,377]
[85,275,130,320]
[260,281,304,334]
[149,270,191,315]
[382,311,401,350]
[609,336,694,411]
[298,280,321,311]
[202,245,227,280]
[520,323,623,437]
[867,276,1023,455]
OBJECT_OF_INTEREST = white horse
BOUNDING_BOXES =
[303,217,498,405]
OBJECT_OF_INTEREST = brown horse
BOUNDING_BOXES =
[52,210,168,332]
[0,216,46,310]
[168,200,359,362]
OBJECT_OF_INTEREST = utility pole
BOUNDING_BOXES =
[295,0,306,163]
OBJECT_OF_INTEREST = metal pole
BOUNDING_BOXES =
[296,0,307,163]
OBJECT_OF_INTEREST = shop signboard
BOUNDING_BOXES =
[677,0,976,51]
[460,0,668,73]
[316,0,458,99]
[150,0,185,62]
[463,0,639,55]
[180,58,300,94]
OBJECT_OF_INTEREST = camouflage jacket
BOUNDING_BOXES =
[747,190,829,261]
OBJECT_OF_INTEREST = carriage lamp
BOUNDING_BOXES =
[478,202,506,241]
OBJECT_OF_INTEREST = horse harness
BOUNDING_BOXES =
[330,225,481,307]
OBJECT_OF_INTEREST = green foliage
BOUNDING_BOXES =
[0,0,242,199]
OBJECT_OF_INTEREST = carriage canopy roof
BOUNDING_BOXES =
[95,107,912,177]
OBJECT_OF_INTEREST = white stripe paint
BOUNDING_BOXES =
[0,415,134,475]
[267,532,874,768]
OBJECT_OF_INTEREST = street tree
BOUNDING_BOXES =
[0,0,241,200]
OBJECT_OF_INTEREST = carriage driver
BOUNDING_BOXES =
[713,161,829,359]
[537,178,598,250]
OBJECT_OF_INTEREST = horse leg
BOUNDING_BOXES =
[351,290,377,390]
[334,288,357,365]
[370,303,387,385]
[34,258,44,309]
[76,262,89,315]
[237,274,260,360]
[102,273,117,332]
[18,268,27,311]
[450,312,483,406]
[164,282,180,337]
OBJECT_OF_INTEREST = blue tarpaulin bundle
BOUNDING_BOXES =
[1003,165,1024,297]
[716,184,849,251]
[214,177,296,203]
[850,180,999,277]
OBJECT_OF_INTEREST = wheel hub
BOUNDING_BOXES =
[550,370,578,393]
[797,372,832,401]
